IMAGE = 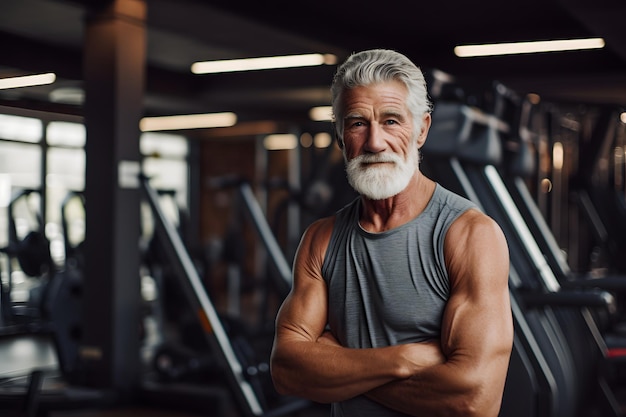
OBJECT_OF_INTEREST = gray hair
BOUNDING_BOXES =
[330,49,432,142]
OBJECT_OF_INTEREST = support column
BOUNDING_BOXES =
[81,0,146,394]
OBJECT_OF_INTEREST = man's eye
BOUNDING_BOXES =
[385,119,398,125]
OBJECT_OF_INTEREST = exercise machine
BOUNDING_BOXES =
[422,87,626,416]
[139,174,312,417]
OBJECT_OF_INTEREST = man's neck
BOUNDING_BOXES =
[358,171,436,233]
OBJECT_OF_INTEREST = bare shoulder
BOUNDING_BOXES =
[447,208,507,247]
[299,216,335,252]
[445,209,509,287]
[293,215,337,280]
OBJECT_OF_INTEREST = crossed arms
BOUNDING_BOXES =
[270,210,513,417]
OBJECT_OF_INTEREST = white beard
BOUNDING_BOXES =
[345,141,419,200]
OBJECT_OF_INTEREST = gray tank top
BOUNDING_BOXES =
[321,183,477,417]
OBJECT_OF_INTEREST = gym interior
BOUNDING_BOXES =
[1,0,626,416]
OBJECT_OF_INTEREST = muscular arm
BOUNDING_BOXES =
[270,217,442,403]
[366,210,513,417]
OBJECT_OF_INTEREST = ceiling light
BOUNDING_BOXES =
[191,53,337,74]
[140,112,237,132]
[0,73,56,90]
[309,106,333,122]
[49,87,84,105]
[264,134,298,150]
[454,38,605,57]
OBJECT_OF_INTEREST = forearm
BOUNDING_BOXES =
[365,351,510,417]
[271,335,405,403]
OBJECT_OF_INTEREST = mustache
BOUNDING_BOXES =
[351,152,403,165]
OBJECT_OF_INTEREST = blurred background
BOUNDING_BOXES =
[0,1,625,416]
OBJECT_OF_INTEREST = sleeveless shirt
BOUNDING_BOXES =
[321,183,478,417]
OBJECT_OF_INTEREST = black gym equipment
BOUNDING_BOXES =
[570,105,626,275]
[421,83,626,417]
[0,189,57,335]
[0,188,113,416]
[267,142,358,240]
[60,191,86,274]
[1,230,51,281]
[139,174,311,417]
[201,175,297,337]
[484,87,626,332]
[207,175,293,298]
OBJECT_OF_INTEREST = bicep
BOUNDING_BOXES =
[441,212,512,369]
[274,220,332,343]
[275,274,328,343]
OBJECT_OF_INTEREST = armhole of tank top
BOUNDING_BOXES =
[321,198,359,280]
[437,201,475,283]
[320,222,336,280]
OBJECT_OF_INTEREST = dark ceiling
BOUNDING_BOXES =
[1,0,626,131]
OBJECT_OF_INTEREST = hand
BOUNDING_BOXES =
[394,340,445,379]
[317,332,444,377]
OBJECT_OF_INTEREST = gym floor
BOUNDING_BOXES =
[48,404,331,417]
[0,332,330,417]
[0,271,329,417]
[52,409,216,417]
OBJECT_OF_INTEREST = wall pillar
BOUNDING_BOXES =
[81,0,146,394]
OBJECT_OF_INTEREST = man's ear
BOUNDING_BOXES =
[417,113,432,149]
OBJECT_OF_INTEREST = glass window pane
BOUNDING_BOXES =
[0,141,42,282]
[46,147,85,265]
[0,142,42,189]
[140,132,188,158]
[143,157,188,210]
[0,114,42,143]
[47,121,86,147]
[46,147,85,192]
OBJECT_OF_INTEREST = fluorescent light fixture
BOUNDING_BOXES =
[309,106,333,122]
[264,134,298,150]
[0,73,56,90]
[140,112,237,132]
[49,87,84,105]
[454,38,605,57]
[191,53,337,74]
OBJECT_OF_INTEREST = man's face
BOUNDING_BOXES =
[340,81,419,200]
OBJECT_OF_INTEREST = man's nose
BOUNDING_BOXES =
[364,123,387,153]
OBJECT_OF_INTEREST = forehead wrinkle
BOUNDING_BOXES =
[344,107,405,120]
